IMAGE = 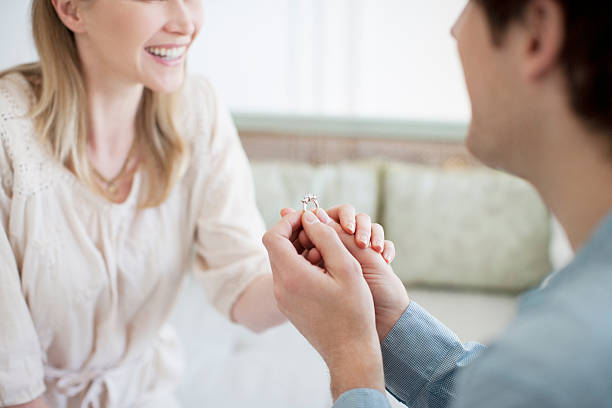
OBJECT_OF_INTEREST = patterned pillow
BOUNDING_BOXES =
[382,163,552,292]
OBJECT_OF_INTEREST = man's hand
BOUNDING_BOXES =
[281,206,410,342]
[262,210,385,400]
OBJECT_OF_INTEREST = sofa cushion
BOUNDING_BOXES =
[251,160,381,228]
[382,163,552,292]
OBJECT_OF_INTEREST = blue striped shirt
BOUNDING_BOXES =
[334,211,612,408]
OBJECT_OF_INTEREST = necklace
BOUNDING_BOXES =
[90,142,138,196]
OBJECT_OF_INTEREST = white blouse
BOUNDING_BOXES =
[0,73,271,407]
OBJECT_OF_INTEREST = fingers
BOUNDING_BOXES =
[263,211,309,277]
[371,223,385,253]
[292,237,305,254]
[279,207,341,252]
[326,204,356,234]
[265,210,303,243]
[298,230,314,250]
[316,208,387,260]
[278,208,303,242]
[265,243,325,300]
[306,247,323,265]
[316,208,376,256]
[355,213,372,249]
[327,205,375,250]
[317,209,395,271]
[301,211,361,279]
[315,207,334,225]
[280,207,295,217]
[382,240,396,264]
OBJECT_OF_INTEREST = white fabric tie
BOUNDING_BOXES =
[45,366,109,408]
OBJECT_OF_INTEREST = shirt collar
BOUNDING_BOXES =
[543,208,612,289]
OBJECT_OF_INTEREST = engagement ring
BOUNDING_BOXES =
[302,193,319,211]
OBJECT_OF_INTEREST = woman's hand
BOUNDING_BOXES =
[280,207,409,342]
[280,204,395,263]
[326,204,386,252]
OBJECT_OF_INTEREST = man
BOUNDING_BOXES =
[263,0,612,407]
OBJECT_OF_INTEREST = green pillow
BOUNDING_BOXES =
[382,163,551,292]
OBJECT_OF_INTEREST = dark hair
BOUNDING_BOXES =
[475,0,611,134]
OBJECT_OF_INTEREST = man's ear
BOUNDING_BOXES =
[521,0,565,81]
[51,0,87,34]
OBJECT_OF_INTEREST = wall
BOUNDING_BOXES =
[0,1,470,122]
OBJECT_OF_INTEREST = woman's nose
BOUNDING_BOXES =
[165,0,196,36]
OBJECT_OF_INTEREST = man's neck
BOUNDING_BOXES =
[528,117,612,252]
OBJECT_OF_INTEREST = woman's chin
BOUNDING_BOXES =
[146,75,185,94]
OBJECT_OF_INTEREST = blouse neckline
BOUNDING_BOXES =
[7,72,144,213]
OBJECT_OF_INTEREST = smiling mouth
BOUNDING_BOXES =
[145,46,187,61]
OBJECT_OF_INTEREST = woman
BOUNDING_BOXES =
[0,0,391,407]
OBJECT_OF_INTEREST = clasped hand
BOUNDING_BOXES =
[262,205,410,400]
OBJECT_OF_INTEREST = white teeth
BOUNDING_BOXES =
[146,46,187,60]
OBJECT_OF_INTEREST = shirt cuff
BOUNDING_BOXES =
[381,301,464,405]
[333,388,391,408]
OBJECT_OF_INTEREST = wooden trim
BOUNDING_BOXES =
[234,112,469,142]
[239,130,482,168]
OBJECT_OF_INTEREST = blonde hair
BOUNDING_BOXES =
[1,0,189,207]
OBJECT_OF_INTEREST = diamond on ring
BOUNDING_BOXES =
[302,193,319,211]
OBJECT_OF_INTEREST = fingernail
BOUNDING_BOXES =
[356,234,368,245]
[304,211,318,224]
[347,223,355,233]
[373,240,383,251]
[316,209,332,224]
